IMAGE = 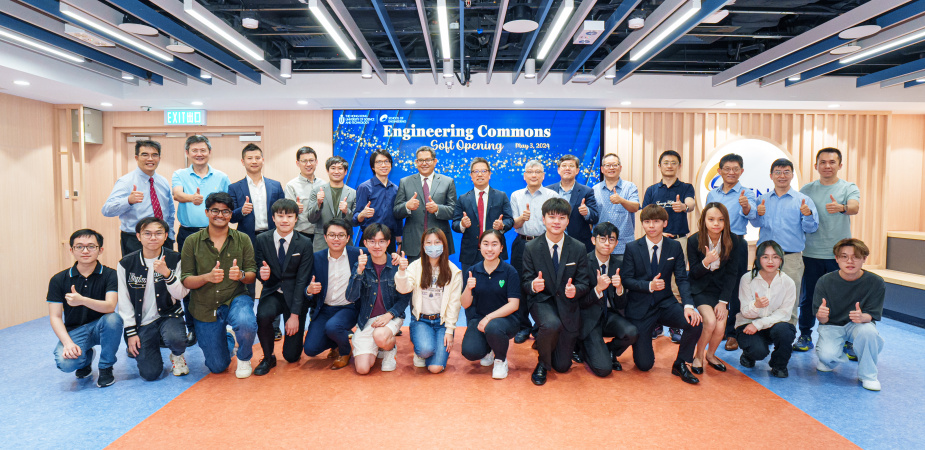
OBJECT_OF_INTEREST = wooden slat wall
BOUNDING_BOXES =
[605,110,893,267]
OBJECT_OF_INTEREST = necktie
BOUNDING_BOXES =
[601,263,611,313]
[650,245,659,279]
[422,178,430,230]
[149,177,163,220]
[477,191,485,234]
[278,238,287,269]
[552,243,560,274]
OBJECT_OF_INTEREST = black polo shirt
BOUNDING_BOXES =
[47,262,118,331]
[642,180,696,237]
[463,261,521,322]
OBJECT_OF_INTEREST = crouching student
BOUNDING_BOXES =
[118,217,190,380]
[346,224,411,374]
[814,238,885,391]
[48,229,122,388]
[735,240,797,378]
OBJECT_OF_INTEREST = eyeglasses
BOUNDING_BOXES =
[365,239,389,247]
[326,233,348,240]
[299,159,316,165]
[759,255,783,262]
[596,237,618,244]
[141,231,166,239]
[720,167,742,174]
[374,160,391,167]
[470,169,490,175]
[416,158,435,164]
[524,170,544,175]
[72,245,99,252]
[837,254,864,262]
[602,163,621,169]
[138,152,160,159]
[772,170,793,176]
[660,161,679,167]
[208,208,233,216]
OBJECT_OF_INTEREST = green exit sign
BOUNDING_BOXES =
[164,110,207,126]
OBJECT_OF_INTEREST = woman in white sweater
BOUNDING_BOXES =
[734,240,798,378]
[395,228,462,373]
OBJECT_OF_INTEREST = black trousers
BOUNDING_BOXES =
[577,309,638,377]
[461,315,519,362]
[256,292,308,363]
[133,316,186,381]
[629,301,703,371]
[121,231,174,257]
[511,235,534,331]
[725,234,749,337]
[530,302,579,372]
[177,225,204,333]
[736,322,796,370]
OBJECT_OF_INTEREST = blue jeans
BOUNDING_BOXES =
[409,315,450,368]
[817,322,884,382]
[799,257,840,336]
[193,294,257,374]
[303,304,358,357]
[54,313,123,372]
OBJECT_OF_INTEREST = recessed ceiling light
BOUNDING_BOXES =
[122,72,134,80]
[297,100,308,105]
[513,99,525,105]
[917,78,925,83]
[620,101,632,106]
[100,102,112,107]
[405,99,416,105]
[828,104,840,108]
[725,102,737,107]
[191,101,203,106]
[13,80,30,86]
[788,75,801,82]
[830,44,861,55]
[200,70,212,79]
[838,25,881,40]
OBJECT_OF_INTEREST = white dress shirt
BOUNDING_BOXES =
[735,271,796,330]
[273,230,293,294]
[324,250,350,306]
[247,176,268,232]
[645,236,663,262]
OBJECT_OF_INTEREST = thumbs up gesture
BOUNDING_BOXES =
[64,285,84,307]
[757,199,766,216]
[339,197,349,215]
[521,203,531,222]
[361,201,374,220]
[671,194,686,213]
[398,251,409,272]
[356,249,367,274]
[493,215,505,231]
[207,261,224,283]
[703,246,719,267]
[849,301,866,323]
[466,271,476,291]
[754,292,770,308]
[649,273,665,292]
[611,268,622,290]
[564,278,576,299]
[152,255,170,277]
[228,259,242,281]
[738,189,749,208]
[296,196,305,214]
[259,260,271,281]
[532,270,545,293]
[595,269,610,293]
[192,187,204,205]
[609,192,623,205]
[406,192,420,211]
[128,184,144,204]
[461,211,472,229]
[307,276,322,295]
[242,196,253,215]
[825,194,844,214]
[817,298,830,323]
[425,195,439,214]
[800,198,812,216]
[579,198,589,216]
[316,187,325,206]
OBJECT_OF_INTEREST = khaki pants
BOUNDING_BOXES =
[781,252,804,326]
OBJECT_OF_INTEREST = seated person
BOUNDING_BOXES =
[460,229,521,379]
[117,217,190,380]
[622,204,703,384]
[180,192,258,378]
[396,228,462,374]
[253,199,314,376]
[47,229,122,388]
[302,218,360,370]
[814,238,885,391]
[735,240,796,378]
[346,224,411,374]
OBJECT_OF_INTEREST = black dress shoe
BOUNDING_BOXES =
[671,361,700,384]
[771,367,789,378]
[186,330,197,347]
[531,364,547,386]
[514,328,531,344]
[740,354,755,368]
[611,357,623,371]
[691,364,704,375]
[254,356,277,376]
[274,328,283,341]
[572,351,584,364]
[395,329,403,337]
[708,360,727,372]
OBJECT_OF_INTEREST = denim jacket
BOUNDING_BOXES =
[346,257,410,328]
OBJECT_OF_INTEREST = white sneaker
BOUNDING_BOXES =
[235,358,253,378]
[381,345,398,372]
[861,379,881,391]
[169,353,189,376]
[492,359,508,379]
[480,350,495,367]
[816,360,833,372]
[413,354,426,368]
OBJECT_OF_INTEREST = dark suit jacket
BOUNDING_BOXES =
[254,231,313,316]
[580,252,627,339]
[308,246,360,320]
[229,177,285,243]
[686,232,741,302]
[520,234,591,333]
[545,182,600,252]
[392,173,457,257]
[621,236,692,320]
[451,187,514,264]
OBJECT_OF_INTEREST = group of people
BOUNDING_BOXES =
[47,135,885,392]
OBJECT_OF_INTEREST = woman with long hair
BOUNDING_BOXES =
[395,228,462,373]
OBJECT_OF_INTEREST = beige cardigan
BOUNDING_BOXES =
[394,258,462,335]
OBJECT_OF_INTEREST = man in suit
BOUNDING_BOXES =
[303,218,361,370]
[521,197,591,386]
[546,155,600,252]
[622,204,703,384]
[230,144,286,248]
[393,146,457,261]
[575,222,638,376]
[306,156,357,252]
[452,157,514,273]
[252,199,313,375]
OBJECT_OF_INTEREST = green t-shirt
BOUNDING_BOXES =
[800,179,860,259]
[330,186,344,209]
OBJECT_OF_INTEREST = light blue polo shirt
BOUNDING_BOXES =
[171,164,230,228]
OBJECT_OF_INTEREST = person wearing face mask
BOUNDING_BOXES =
[395,229,462,374]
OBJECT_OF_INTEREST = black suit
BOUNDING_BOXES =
[622,236,702,370]
[451,187,514,270]
[686,232,742,307]
[521,234,591,372]
[578,252,639,377]
[254,231,313,363]
[545,182,600,252]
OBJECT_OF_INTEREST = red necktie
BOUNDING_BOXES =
[477,191,485,234]
[422,178,430,230]
[149,177,163,220]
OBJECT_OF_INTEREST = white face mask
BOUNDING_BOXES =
[424,244,444,258]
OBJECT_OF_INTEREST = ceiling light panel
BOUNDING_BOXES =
[184,0,264,61]
[60,3,173,62]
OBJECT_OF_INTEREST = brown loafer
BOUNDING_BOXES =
[725,337,739,351]
[331,354,350,370]
[327,348,340,360]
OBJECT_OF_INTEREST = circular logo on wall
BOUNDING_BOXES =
[696,137,800,241]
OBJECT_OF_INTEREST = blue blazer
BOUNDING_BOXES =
[621,236,692,320]
[545,182,600,252]
[229,177,285,244]
[308,246,360,321]
[451,187,514,265]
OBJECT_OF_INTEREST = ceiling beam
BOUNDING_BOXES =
[736,35,850,86]
[325,0,387,84]
[370,0,411,83]
[414,0,439,83]
[511,0,555,84]
[0,31,139,85]
[485,0,508,83]
[857,57,925,87]
[536,0,597,84]
[459,0,465,83]
[561,0,641,84]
